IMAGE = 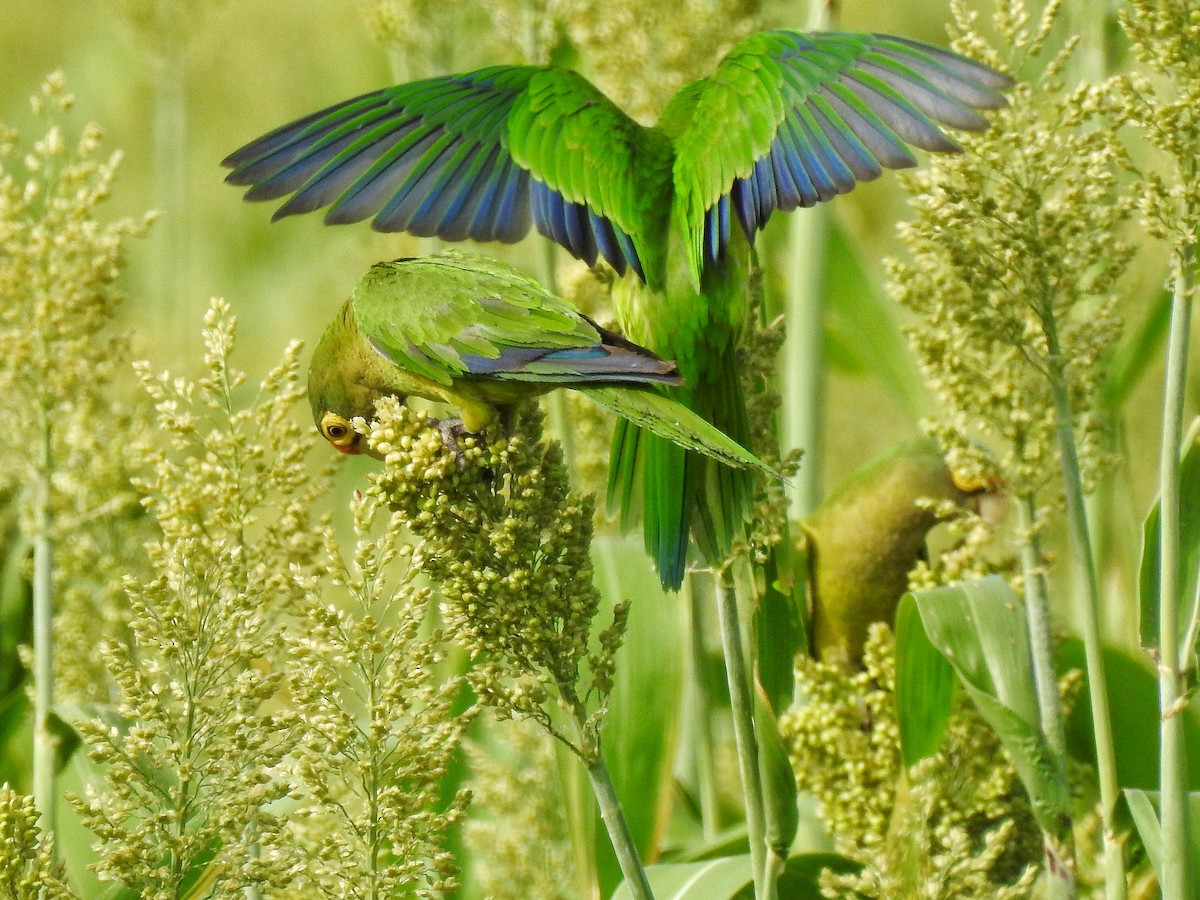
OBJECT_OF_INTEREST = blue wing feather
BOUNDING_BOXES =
[678,30,1010,265]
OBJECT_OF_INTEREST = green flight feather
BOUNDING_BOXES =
[582,386,776,477]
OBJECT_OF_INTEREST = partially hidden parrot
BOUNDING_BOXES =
[800,437,1002,671]
[308,249,776,481]
[224,30,1013,590]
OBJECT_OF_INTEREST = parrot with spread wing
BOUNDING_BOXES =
[308,250,776,480]
[800,437,1002,670]
[225,30,1012,589]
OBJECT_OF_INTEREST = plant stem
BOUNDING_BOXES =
[1156,250,1193,900]
[583,752,655,900]
[1015,494,1076,898]
[1016,495,1068,759]
[715,577,773,899]
[782,209,828,520]
[1040,309,1126,900]
[32,403,55,839]
[780,0,836,521]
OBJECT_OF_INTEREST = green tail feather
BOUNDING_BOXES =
[594,369,767,591]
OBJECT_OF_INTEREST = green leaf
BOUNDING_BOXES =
[754,688,799,854]
[0,519,30,697]
[1059,639,1200,791]
[911,577,1071,838]
[612,856,752,900]
[1124,789,1200,899]
[0,689,31,790]
[754,523,805,716]
[614,852,859,900]
[1139,419,1200,669]
[771,852,860,899]
[894,593,957,767]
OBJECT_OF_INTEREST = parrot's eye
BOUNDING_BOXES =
[319,412,359,452]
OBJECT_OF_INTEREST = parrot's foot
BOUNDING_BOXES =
[435,417,478,469]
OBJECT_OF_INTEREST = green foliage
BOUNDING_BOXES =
[75,302,325,896]
[0,73,154,701]
[780,624,1041,899]
[1139,421,1200,660]
[463,722,577,899]
[906,578,1071,839]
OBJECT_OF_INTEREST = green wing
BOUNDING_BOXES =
[350,253,597,386]
[663,30,1014,279]
[351,251,680,388]
[223,67,663,279]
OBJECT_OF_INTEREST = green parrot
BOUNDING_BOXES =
[308,249,776,479]
[224,30,1012,589]
[800,437,1002,670]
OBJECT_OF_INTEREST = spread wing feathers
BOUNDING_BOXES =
[351,253,679,388]
[223,67,654,278]
[668,30,1014,276]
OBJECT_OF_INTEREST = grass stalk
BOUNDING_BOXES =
[782,211,828,520]
[715,576,773,899]
[1016,494,1076,898]
[1040,308,1126,900]
[780,0,836,521]
[1155,249,1194,900]
[32,403,55,839]
[560,677,653,900]
[583,752,655,900]
[1015,494,1068,760]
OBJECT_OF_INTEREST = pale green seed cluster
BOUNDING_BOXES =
[0,73,155,699]
[562,0,765,122]
[781,625,1041,899]
[357,0,497,77]
[889,0,1130,503]
[733,267,802,572]
[368,398,628,762]
[463,721,577,899]
[906,492,1009,592]
[74,301,328,895]
[0,786,71,899]
[286,491,471,898]
[1120,0,1200,245]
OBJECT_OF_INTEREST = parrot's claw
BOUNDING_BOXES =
[434,417,477,469]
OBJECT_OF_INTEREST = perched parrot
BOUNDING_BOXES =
[800,437,1001,670]
[224,30,1012,589]
[308,250,776,480]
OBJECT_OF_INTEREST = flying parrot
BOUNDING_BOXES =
[223,30,1013,590]
[800,437,1002,671]
[308,249,777,480]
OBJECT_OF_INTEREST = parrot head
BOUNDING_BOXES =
[308,302,389,459]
